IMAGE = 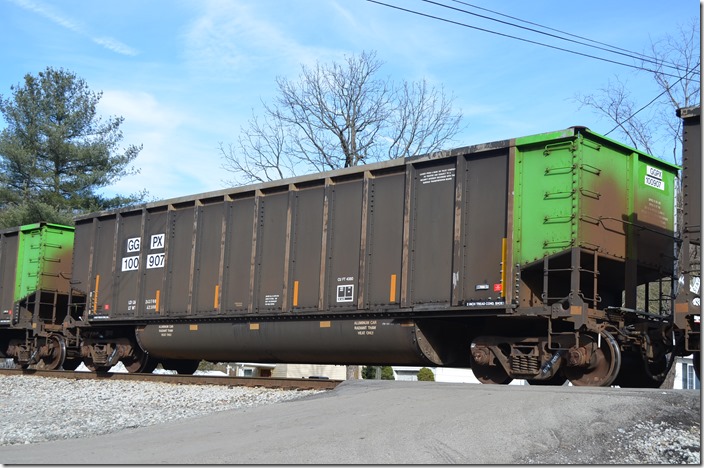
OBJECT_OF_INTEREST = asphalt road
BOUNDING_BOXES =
[1,380,700,464]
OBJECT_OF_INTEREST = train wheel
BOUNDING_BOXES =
[470,353,512,384]
[14,359,30,370]
[527,373,568,386]
[162,359,200,375]
[123,348,158,374]
[564,330,621,387]
[173,360,200,374]
[83,356,111,373]
[614,351,670,388]
[62,358,82,371]
[39,335,66,371]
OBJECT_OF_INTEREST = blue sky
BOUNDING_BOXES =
[1,0,700,201]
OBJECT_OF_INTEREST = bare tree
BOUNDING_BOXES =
[648,20,701,164]
[219,113,294,185]
[387,79,463,160]
[221,51,463,185]
[575,20,699,165]
[577,77,658,154]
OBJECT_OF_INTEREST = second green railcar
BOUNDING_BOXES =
[0,223,79,369]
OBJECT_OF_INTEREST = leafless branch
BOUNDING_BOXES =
[220,50,464,182]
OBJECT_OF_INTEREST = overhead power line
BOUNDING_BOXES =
[604,64,700,136]
[434,0,684,71]
[366,0,688,79]
[444,0,686,72]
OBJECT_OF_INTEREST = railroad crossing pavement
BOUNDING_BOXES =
[1,379,700,464]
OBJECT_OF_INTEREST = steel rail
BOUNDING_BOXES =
[0,368,341,390]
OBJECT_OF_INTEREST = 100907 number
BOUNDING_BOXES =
[121,253,165,271]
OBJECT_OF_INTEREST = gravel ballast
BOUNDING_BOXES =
[0,374,322,447]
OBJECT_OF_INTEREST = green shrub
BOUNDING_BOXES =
[362,366,376,379]
[381,366,395,380]
[417,367,435,381]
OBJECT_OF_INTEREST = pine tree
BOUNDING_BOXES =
[0,67,145,227]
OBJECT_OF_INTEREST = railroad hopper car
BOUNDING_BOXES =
[0,223,80,369]
[65,126,679,386]
[674,105,701,377]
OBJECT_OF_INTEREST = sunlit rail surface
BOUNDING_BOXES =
[0,368,340,390]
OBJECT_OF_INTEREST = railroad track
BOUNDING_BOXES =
[0,368,341,390]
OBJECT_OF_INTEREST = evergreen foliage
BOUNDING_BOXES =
[361,366,376,379]
[417,367,435,381]
[0,67,145,227]
[380,365,394,380]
